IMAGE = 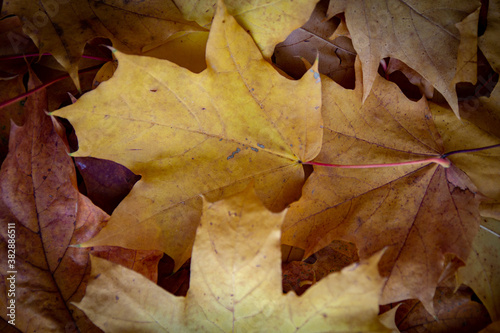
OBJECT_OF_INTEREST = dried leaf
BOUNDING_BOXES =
[76,186,394,332]
[431,102,500,200]
[2,0,205,89]
[274,0,356,87]
[282,240,358,295]
[0,72,160,332]
[54,2,322,269]
[458,217,500,321]
[75,157,141,215]
[386,58,434,99]
[281,60,480,314]
[392,287,491,332]
[480,0,500,73]
[173,0,319,58]
[327,0,480,116]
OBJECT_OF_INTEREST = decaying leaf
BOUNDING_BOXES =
[274,0,356,88]
[54,2,322,270]
[388,286,491,332]
[386,58,434,99]
[282,240,358,295]
[458,217,500,322]
[76,185,394,332]
[327,0,480,116]
[0,72,161,332]
[479,0,500,73]
[1,0,206,89]
[459,83,500,144]
[281,60,480,314]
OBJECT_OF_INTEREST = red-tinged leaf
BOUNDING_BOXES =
[0,72,161,332]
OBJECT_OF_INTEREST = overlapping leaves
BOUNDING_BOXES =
[76,186,394,332]
[54,2,323,269]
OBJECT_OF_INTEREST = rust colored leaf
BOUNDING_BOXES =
[274,0,356,88]
[282,61,481,314]
[75,157,141,215]
[282,240,358,295]
[392,287,491,332]
[458,217,500,322]
[480,0,500,73]
[0,72,161,332]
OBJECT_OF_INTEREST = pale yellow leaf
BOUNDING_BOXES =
[75,186,394,332]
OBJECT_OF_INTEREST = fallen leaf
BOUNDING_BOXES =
[92,60,118,89]
[76,185,394,332]
[2,0,205,89]
[459,83,500,141]
[386,58,434,99]
[453,8,479,86]
[458,217,500,321]
[481,321,500,333]
[54,2,323,269]
[431,102,500,200]
[281,60,480,314]
[0,75,25,164]
[327,0,480,116]
[273,0,356,88]
[75,157,141,215]
[389,286,491,333]
[282,240,358,295]
[0,16,38,77]
[173,0,319,58]
[479,0,500,73]
[0,72,161,332]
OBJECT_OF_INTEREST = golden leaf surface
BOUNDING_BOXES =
[76,186,394,332]
[173,0,319,58]
[281,62,480,314]
[54,2,322,270]
[327,0,480,116]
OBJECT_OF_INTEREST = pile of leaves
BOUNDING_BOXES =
[1,0,499,332]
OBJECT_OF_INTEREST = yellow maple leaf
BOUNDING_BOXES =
[75,185,394,332]
[173,0,319,58]
[53,2,322,270]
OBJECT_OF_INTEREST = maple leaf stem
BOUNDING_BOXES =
[304,157,451,168]
[0,65,103,110]
[0,52,112,62]
[304,143,500,169]
[442,143,500,157]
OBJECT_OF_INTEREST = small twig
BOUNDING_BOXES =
[442,144,500,157]
[0,64,103,110]
[0,52,112,62]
